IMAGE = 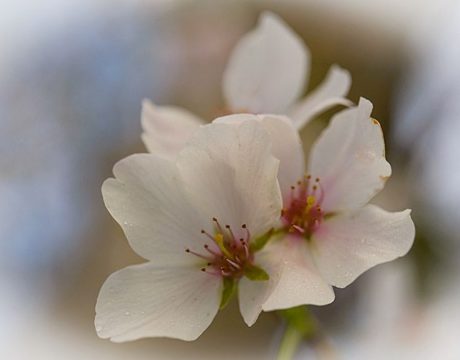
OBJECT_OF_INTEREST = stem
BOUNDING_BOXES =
[277,324,303,360]
[276,306,318,360]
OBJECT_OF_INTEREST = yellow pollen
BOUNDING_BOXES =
[214,233,232,258]
[306,195,316,211]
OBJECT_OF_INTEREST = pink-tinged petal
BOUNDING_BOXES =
[262,235,334,311]
[311,204,415,288]
[214,113,305,202]
[223,11,309,114]
[177,121,282,241]
[102,154,205,264]
[308,98,392,213]
[95,262,222,342]
[289,65,352,130]
[141,100,203,160]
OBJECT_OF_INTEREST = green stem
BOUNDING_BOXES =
[276,306,318,360]
[277,324,303,360]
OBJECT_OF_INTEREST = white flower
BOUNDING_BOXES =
[215,98,415,310]
[96,121,284,341]
[141,11,351,161]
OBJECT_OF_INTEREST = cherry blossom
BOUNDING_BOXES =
[215,99,415,310]
[143,95,416,312]
[96,121,284,341]
[141,11,351,160]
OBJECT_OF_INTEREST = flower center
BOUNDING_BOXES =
[281,175,324,238]
[185,218,253,279]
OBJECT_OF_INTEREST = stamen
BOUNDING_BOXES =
[242,224,250,241]
[292,224,305,234]
[201,229,215,242]
[186,247,211,260]
[317,182,325,203]
[225,258,241,269]
[214,233,233,258]
[186,218,257,279]
[212,217,224,234]
[203,244,220,257]
[282,174,326,238]
[242,240,249,258]
[225,224,237,244]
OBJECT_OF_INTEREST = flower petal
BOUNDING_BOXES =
[238,249,282,326]
[95,262,222,342]
[141,99,203,160]
[223,11,309,114]
[262,235,335,311]
[258,115,306,203]
[308,98,392,213]
[238,278,273,327]
[214,113,305,202]
[177,120,282,240]
[311,204,415,288]
[289,65,352,130]
[102,154,204,264]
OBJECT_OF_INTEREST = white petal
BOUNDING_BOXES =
[238,250,282,326]
[177,121,282,240]
[214,113,305,201]
[223,11,309,114]
[238,278,273,327]
[311,204,415,288]
[262,236,335,311]
[141,100,203,160]
[258,115,305,202]
[212,113,255,126]
[102,154,204,264]
[308,98,392,213]
[289,65,352,130]
[95,262,222,342]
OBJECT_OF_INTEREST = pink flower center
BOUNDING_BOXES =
[281,175,325,238]
[185,218,254,279]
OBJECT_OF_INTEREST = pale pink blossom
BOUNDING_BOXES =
[142,11,351,160]
[96,121,284,341]
[215,99,415,310]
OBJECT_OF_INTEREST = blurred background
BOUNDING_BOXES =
[1,0,459,359]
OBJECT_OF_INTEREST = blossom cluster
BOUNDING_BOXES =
[95,12,415,342]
